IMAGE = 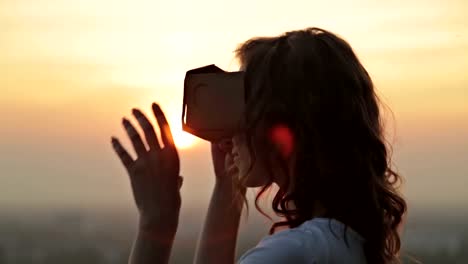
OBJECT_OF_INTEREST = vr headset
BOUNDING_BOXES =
[182,65,245,142]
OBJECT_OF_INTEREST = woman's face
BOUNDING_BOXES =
[232,65,271,187]
[231,135,270,187]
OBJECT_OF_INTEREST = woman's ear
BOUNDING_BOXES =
[269,123,295,160]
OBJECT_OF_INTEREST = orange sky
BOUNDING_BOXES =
[0,0,467,212]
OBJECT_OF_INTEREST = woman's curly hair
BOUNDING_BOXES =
[234,27,407,264]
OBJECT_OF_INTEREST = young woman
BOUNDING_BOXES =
[111,27,407,264]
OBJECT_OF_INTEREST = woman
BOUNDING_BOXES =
[111,27,407,263]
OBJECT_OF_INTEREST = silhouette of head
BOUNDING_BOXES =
[232,27,406,264]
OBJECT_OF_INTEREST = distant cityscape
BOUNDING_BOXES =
[1,208,467,264]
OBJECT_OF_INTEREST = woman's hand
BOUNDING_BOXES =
[194,140,245,264]
[111,103,182,235]
[211,140,237,181]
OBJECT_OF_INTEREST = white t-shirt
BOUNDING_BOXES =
[238,218,367,264]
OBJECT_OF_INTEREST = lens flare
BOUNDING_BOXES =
[270,124,294,158]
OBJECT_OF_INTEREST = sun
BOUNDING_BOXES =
[171,128,199,149]
[167,120,199,149]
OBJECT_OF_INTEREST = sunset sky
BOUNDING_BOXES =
[1,0,467,215]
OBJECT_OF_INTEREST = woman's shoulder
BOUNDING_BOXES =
[238,218,365,264]
[297,217,365,244]
[298,218,366,263]
[238,219,330,264]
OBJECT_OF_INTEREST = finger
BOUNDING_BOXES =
[226,159,239,177]
[122,118,147,157]
[225,152,235,168]
[132,108,161,151]
[211,142,223,158]
[217,139,233,153]
[111,137,134,169]
[152,103,175,149]
[226,164,239,177]
[178,175,184,190]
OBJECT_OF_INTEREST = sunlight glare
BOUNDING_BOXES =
[168,121,199,149]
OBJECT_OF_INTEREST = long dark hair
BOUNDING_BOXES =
[235,27,407,263]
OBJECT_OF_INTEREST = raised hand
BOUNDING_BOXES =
[211,139,236,180]
[111,103,182,234]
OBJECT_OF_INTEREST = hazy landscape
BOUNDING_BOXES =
[1,206,468,264]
